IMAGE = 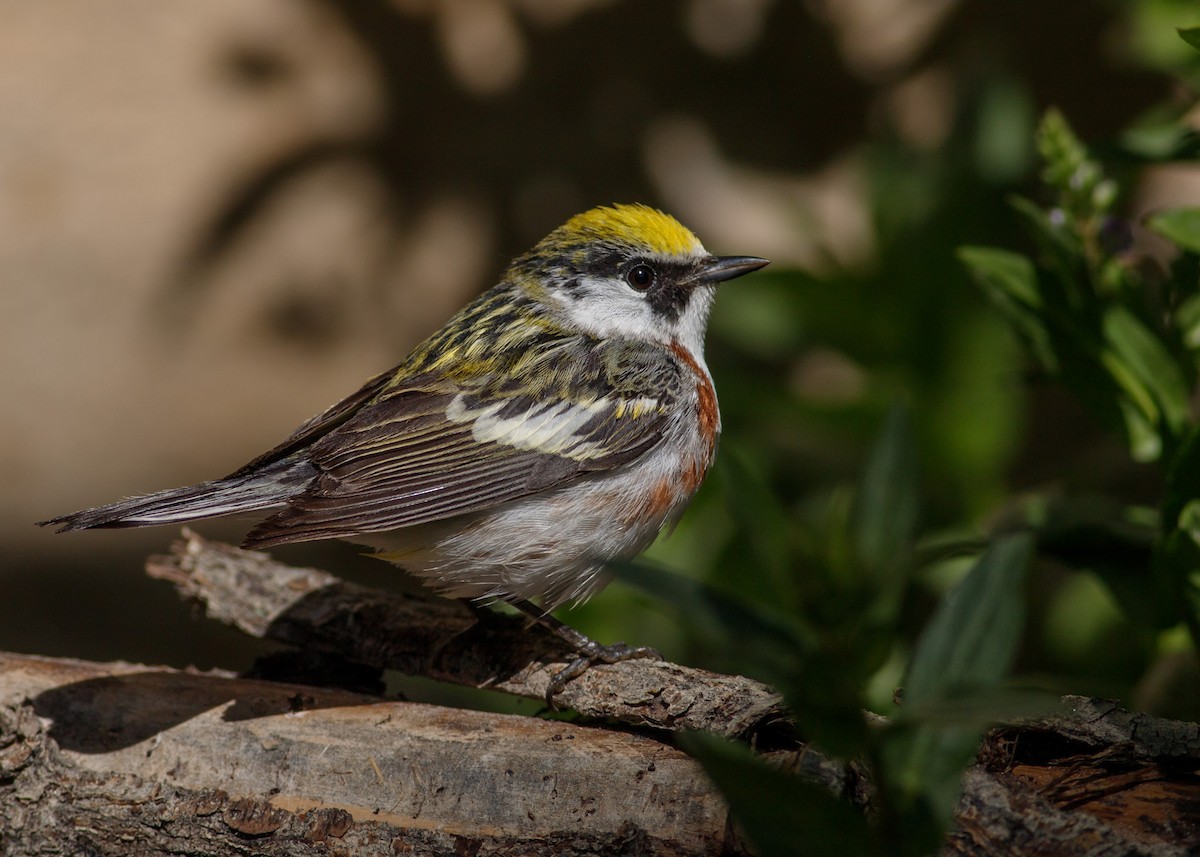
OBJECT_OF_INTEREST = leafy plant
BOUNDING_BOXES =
[960,105,1200,648]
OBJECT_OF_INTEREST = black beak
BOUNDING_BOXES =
[697,255,770,284]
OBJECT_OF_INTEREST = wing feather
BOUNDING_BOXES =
[242,337,685,548]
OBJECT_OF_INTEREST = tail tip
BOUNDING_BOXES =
[35,512,136,533]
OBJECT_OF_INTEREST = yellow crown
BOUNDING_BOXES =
[552,204,703,257]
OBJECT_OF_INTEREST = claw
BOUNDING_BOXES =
[543,641,661,709]
[504,598,661,708]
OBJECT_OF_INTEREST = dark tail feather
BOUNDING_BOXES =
[37,459,317,533]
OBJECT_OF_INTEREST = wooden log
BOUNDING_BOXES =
[0,652,744,856]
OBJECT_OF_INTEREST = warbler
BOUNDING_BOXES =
[40,203,768,698]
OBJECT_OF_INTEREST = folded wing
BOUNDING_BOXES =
[242,340,682,547]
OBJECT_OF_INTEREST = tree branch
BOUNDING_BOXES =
[144,529,793,744]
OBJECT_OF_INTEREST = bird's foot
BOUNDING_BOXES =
[504,597,661,708]
[544,640,661,709]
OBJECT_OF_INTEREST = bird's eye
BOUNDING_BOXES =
[626,264,656,291]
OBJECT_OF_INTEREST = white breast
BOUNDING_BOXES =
[364,360,718,610]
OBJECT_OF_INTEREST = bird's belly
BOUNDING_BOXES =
[359,443,708,609]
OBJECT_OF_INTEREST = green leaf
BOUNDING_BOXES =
[958,246,1058,371]
[1114,396,1162,462]
[1174,293,1200,349]
[1147,207,1200,254]
[1178,500,1200,547]
[853,405,920,574]
[680,732,871,857]
[1102,305,1190,441]
[1120,124,1200,162]
[879,534,1033,832]
[1154,528,1200,632]
[903,534,1033,705]
[1164,424,1200,531]
[957,246,1041,308]
[1180,27,1200,52]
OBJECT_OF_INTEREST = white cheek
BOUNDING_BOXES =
[551,278,667,343]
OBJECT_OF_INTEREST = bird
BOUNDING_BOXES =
[39,203,769,700]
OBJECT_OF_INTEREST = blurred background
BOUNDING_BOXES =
[4,0,1200,717]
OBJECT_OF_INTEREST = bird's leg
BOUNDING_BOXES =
[507,598,661,707]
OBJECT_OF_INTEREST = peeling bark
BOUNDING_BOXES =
[945,698,1200,855]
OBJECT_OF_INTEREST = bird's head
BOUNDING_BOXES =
[508,204,768,353]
